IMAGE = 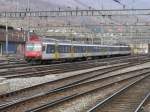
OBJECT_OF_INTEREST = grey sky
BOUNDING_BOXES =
[0,0,150,11]
[39,0,150,9]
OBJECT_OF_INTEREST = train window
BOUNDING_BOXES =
[26,44,34,51]
[88,46,90,52]
[26,43,41,51]
[74,46,81,53]
[94,46,97,52]
[89,46,91,52]
[42,46,46,51]
[72,46,74,53]
[80,46,83,53]
[58,45,71,53]
[111,47,116,51]
[97,47,99,51]
[119,47,121,51]
[97,47,99,52]
[64,46,68,53]
[46,45,55,53]
[120,47,126,51]
[68,46,71,53]
[93,46,97,52]
[77,46,81,53]
[74,46,77,53]
[81,46,84,52]
[115,47,119,51]
[75,46,77,53]
[73,46,75,53]
[100,47,105,52]
[77,46,79,52]
[77,46,79,53]
[81,46,83,53]
[110,47,113,51]
[66,46,71,53]
[58,45,63,53]
[91,46,93,52]
[83,46,86,53]
[124,47,127,51]
[79,46,81,53]
[90,46,92,52]
[64,46,67,53]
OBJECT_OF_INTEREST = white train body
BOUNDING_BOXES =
[25,35,131,62]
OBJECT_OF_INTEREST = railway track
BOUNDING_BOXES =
[0,63,150,112]
[134,92,150,112]
[0,63,30,70]
[0,55,150,79]
[0,59,29,69]
[0,60,125,78]
[0,54,148,70]
[87,74,150,112]
[0,63,134,100]
[0,55,128,69]
[25,69,150,112]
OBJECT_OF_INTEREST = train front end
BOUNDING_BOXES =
[25,35,42,63]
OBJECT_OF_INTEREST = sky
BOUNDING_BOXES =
[37,0,150,9]
[34,0,150,8]
[32,0,150,9]
[0,0,149,27]
[0,0,150,11]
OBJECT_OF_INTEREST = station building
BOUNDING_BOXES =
[0,25,26,55]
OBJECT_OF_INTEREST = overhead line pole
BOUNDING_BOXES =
[27,0,30,41]
[1,9,150,18]
[5,14,8,55]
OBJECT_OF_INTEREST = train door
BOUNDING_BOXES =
[55,43,60,60]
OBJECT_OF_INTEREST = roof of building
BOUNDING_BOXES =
[0,28,26,43]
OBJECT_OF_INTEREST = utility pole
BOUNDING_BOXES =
[27,0,30,41]
[5,15,8,55]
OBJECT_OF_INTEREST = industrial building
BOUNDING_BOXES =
[0,25,26,55]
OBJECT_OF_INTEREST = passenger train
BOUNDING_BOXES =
[25,35,131,64]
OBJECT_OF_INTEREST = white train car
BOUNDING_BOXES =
[25,35,131,63]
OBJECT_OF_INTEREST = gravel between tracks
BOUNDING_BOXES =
[39,75,142,112]
[1,63,126,93]
[1,62,150,93]
[2,64,146,112]
[143,101,150,112]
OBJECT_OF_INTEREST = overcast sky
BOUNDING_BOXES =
[1,0,150,10]
[34,0,150,9]
[38,0,150,9]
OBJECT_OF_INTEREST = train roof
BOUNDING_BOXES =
[42,41,129,47]
[42,37,129,47]
[27,35,129,47]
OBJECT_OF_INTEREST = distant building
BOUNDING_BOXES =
[0,25,26,55]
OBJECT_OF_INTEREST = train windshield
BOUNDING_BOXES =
[26,43,42,51]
